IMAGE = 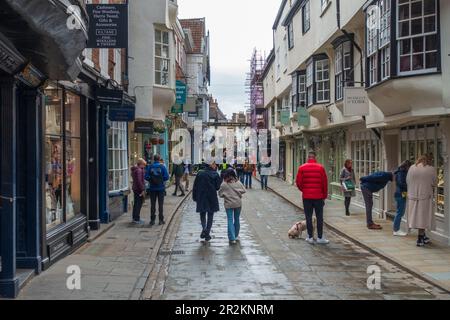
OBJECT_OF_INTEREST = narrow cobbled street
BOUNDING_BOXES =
[158,189,450,300]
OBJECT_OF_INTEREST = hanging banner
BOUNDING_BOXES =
[175,80,187,105]
[87,4,128,48]
[298,107,311,127]
[344,87,370,117]
[280,110,291,125]
[134,121,154,134]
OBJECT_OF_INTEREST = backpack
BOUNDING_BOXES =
[148,166,163,186]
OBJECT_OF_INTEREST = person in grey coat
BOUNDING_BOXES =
[340,159,356,216]
[219,169,246,245]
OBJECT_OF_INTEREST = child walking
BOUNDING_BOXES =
[219,169,247,245]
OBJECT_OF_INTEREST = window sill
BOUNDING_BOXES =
[367,71,441,91]
[320,1,332,18]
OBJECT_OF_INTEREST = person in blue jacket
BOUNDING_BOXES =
[393,161,411,236]
[360,171,394,230]
[145,154,170,226]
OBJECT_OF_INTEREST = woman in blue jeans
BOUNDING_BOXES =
[219,169,247,245]
[393,160,411,236]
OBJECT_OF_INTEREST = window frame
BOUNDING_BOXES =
[365,0,441,88]
[155,28,170,86]
[288,22,295,50]
[108,121,130,194]
[302,0,311,34]
[333,39,354,101]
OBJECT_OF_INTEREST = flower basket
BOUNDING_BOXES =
[159,138,165,145]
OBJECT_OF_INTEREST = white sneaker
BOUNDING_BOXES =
[393,231,408,237]
[316,238,330,245]
[305,237,315,244]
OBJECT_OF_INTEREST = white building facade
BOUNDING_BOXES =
[263,0,450,244]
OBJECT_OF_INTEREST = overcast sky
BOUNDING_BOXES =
[179,0,280,119]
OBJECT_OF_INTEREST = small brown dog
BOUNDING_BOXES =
[288,217,317,239]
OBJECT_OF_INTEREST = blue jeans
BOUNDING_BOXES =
[237,171,245,184]
[244,173,252,188]
[260,175,268,189]
[226,208,241,241]
[394,196,406,232]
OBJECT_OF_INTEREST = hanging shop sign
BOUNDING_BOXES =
[134,121,154,134]
[298,107,311,127]
[280,110,291,125]
[87,4,128,48]
[343,87,370,117]
[184,97,197,113]
[109,104,135,122]
[188,112,198,117]
[176,80,187,105]
[96,87,123,107]
[171,104,184,114]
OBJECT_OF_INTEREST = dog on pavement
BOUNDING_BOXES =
[288,217,317,239]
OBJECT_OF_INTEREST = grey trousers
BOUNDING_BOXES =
[361,186,374,226]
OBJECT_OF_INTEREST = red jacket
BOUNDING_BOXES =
[296,159,328,200]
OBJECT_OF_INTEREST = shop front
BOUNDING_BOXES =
[43,84,89,266]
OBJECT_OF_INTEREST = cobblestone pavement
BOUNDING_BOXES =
[17,183,190,300]
[160,188,450,300]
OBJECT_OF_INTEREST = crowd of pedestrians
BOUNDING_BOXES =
[130,151,437,248]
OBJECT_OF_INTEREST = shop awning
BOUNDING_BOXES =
[0,0,88,80]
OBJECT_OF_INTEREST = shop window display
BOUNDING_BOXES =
[44,87,82,230]
[400,124,445,216]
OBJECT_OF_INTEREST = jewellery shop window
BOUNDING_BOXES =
[400,124,445,217]
[45,87,82,230]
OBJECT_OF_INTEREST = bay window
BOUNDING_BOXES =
[292,74,298,113]
[305,55,330,106]
[365,0,439,87]
[397,0,438,74]
[334,39,354,101]
[316,60,330,103]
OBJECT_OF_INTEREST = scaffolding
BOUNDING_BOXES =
[245,49,266,130]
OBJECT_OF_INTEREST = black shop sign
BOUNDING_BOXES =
[96,87,123,107]
[87,4,128,48]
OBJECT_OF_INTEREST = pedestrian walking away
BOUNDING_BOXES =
[235,162,245,184]
[407,155,437,247]
[257,157,271,190]
[360,171,394,230]
[296,151,329,245]
[192,161,222,242]
[172,162,185,197]
[393,160,412,236]
[340,159,356,216]
[219,168,247,245]
[243,159,255,189]
[146,155,170,226]
[131,158,147,225]
[183,162,191,192]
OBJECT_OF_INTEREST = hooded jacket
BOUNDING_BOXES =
[131,166,145,194]
[193,165,222,213]
[219,180,247,209]
[360,172,393,193]
[145,162,170,192]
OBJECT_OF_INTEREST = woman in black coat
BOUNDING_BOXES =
[193,162,222,242]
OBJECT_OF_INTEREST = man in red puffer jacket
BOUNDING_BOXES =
[296,151,329,245]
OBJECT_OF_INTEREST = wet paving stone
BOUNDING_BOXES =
[160,189,450,300]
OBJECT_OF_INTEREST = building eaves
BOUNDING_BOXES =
[261,49,275,80]
[272,0,288,30]
[282,0,305,27]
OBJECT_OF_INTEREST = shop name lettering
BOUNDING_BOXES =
[347,96,367,104]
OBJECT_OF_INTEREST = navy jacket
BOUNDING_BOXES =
[145,163,170,192]
[192,165,222,213]
[360,172,393,193]
[394,167,408,198]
